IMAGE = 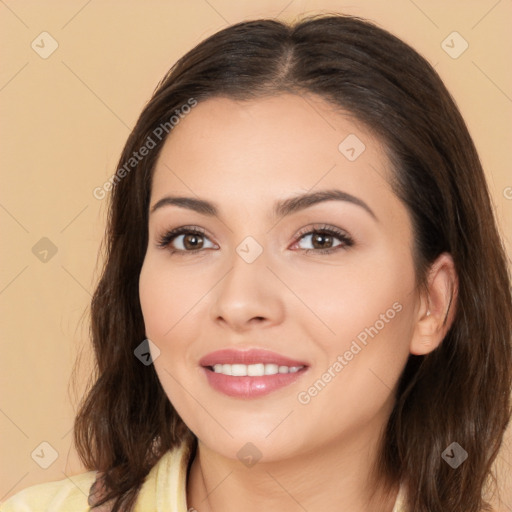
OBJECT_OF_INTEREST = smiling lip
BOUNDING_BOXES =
[200,349,309,399]
[199,348,307,367]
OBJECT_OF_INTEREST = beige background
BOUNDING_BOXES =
[1,0,511,507]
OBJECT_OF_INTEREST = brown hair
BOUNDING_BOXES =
[74,14,512,511]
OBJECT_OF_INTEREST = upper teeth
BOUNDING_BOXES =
[212,363,303,376]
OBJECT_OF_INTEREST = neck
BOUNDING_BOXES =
[186,419,399,512]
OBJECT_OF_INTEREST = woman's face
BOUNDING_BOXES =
[139,94,420,462]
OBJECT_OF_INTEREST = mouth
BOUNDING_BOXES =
[199,349,309,399]
[208,363,305,376]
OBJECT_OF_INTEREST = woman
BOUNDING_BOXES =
[2,14,510,512]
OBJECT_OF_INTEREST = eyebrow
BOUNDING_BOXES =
[150,189,377,222]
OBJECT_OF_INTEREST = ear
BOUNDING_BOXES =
[410,252,458,356]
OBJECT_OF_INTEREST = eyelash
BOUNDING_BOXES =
[156,224,354,256]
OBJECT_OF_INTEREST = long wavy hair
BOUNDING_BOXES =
[73,14,512,512]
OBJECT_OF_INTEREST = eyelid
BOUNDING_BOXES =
[293,223,351,240]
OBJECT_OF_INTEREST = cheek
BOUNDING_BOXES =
[139,257,212,440]
[291,249,416,349]
[291,251,416,407]
[139,257,208,339]
[139,259,207,416]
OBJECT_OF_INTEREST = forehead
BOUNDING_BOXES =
[151,94,395,213]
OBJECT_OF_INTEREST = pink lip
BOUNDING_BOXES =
[199,348,308,367]
[199,349,309,399]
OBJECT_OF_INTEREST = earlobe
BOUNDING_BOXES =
[410,253,458,356]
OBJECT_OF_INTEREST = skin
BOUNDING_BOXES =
[139,94,457,512]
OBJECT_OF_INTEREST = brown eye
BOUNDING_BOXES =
[157,227,216,253]
[182,233,204,250]
[295,227,353,254]
[311,232,335,249]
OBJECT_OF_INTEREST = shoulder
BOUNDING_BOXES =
[0,470,98,512]
[390,483,405,512]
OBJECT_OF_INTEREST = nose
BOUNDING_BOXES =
[210,248,285,332]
